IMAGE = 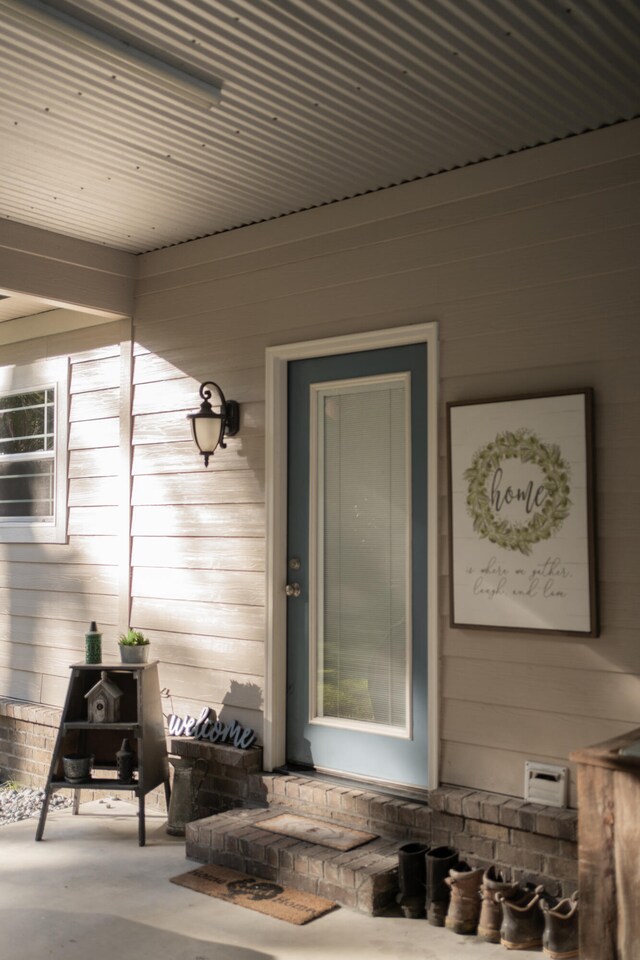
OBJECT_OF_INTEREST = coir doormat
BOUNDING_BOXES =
[170,863,338,925]
[255,812,377,851]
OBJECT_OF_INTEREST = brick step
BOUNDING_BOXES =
[186,804,400,915]
[247,771,432,843]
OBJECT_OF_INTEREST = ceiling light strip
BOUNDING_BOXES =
[3,0,222,110]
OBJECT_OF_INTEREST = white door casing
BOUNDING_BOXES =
[265,322,439,788]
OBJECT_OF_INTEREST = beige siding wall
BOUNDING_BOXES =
[0,220,135,318]
[4,120,637,802]
[0,320,129,707]
[129,338,266,736]
[132,120,640,801]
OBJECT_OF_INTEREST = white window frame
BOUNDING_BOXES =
[0,357,69,543]
[309,374,412,739]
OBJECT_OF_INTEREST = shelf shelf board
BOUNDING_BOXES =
[51,778,139,790]
[64,721,142,733]
[71,662,156,671]
[85,762,139,772]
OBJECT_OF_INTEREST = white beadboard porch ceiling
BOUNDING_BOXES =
[1,0,639,255]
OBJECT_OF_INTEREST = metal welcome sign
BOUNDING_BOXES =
[167,706,256,749]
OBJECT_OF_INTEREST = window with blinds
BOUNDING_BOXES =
[310,374,411,736]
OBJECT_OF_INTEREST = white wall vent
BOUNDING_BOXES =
[524,761,568,808]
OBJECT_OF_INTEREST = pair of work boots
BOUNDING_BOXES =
[498,884,580,957]
[463,866,579,957]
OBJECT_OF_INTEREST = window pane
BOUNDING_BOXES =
[0,390,55,454]
[0,390,47,412]
[0,437,47,456]
[0,460,54,518]
[316,378,409,729]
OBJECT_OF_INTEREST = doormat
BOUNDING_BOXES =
[255,812,377,851]
[170,863,337,925]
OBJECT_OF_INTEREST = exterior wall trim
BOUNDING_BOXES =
[265,322,439,788]
[118,336,134,636]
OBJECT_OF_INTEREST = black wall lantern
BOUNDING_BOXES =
[187,381,240,467]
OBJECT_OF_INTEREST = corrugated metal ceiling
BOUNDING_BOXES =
[1,0,639,253]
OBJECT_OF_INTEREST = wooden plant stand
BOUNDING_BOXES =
[36,661,171,846]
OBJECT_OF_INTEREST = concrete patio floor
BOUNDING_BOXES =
[0,799,544,960]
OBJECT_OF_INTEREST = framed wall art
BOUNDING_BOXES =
[447,389,598,636]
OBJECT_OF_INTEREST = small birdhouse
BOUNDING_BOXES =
[85,671,123,723]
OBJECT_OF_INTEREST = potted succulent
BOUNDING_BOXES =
[118,628,150,664]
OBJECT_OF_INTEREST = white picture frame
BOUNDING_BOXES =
[447,389,598,636]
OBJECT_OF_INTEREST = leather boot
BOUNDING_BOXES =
[542,892,579,958]
[396,842,428,919]
[498,884,545,950]
[425,846,458,926]
[477,866,520,943]
[444,863,483,935]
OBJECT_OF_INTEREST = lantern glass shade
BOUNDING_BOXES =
[191,413,224,459]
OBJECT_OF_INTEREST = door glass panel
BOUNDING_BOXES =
[311,375,410,734]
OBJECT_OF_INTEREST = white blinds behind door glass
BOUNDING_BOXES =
[316,377,409,731]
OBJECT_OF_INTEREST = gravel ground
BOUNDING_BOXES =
[0,784,73,826]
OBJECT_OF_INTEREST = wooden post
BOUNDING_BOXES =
[571,728,640,960]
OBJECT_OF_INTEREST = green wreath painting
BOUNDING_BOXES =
[464,428,571,556]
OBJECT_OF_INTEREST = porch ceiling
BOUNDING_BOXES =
[1,0,639,256]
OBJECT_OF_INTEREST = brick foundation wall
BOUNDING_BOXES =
[172,736,578,897]
[425,786,577,896]
[170,735,264,816]
[0,700,61,787]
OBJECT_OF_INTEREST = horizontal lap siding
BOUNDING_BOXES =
[0,322,126,707]
[130,274,267,729]
[133,122,640,796]
[129,344,266,732]
[128,383,261,720]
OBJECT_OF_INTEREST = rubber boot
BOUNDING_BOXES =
[396,842,428,919]
[542,892,579,959]
[477,866,520,943]
[498,884,546,950]
[444,863,483,935]
[425,846,458,926]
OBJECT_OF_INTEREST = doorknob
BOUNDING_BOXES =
[285,582,301,598]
